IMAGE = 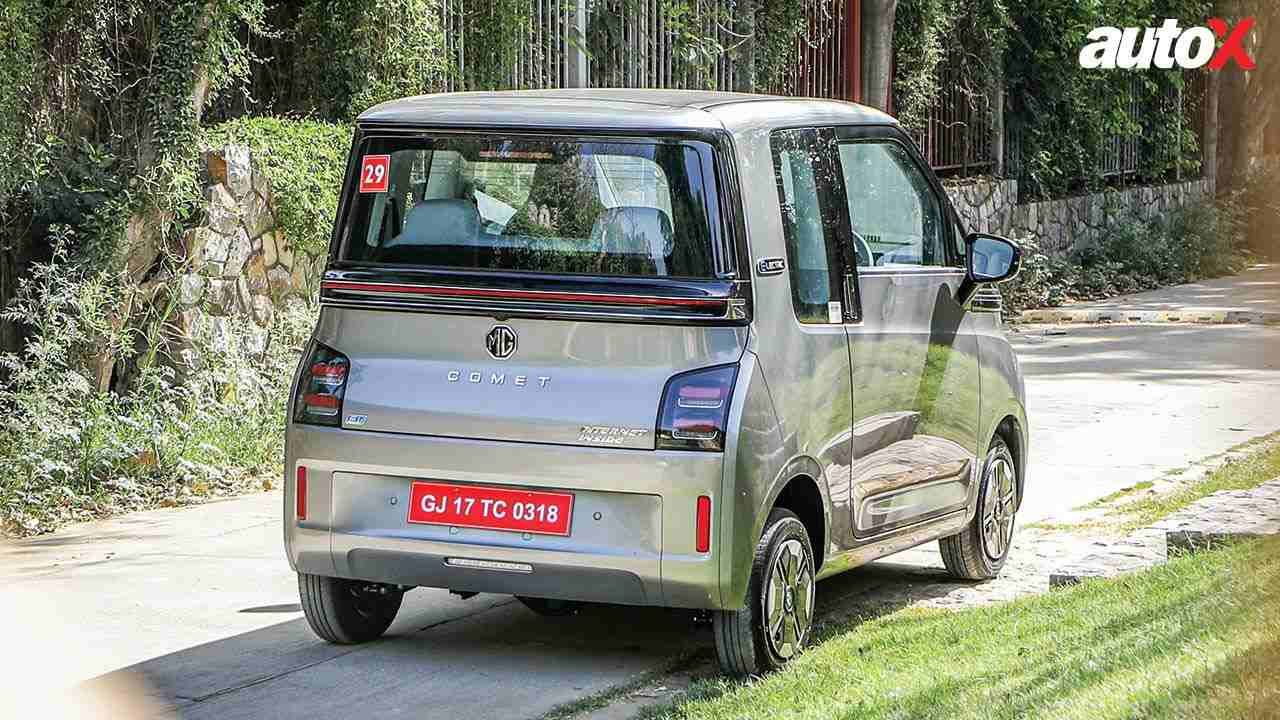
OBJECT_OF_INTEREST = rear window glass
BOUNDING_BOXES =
[338,135,723,279]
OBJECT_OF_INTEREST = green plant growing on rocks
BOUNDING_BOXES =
[201,118,353,257]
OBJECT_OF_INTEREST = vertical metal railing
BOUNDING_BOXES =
[440,0,853,96]
[910,59,995,174]
[441,0,575,90]
[762,0,849,99]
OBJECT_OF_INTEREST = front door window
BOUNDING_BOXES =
[835,141,949,268]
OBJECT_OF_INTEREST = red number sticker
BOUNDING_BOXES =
[358,154,391,193]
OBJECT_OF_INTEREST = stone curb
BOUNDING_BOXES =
[1017,308,1280,325]
[1165,530,1274,552]
[1049,478,1280,587]
[1048,529,1167,588]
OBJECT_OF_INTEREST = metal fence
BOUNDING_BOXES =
[441,0,578,91]
[1100,74,1143,178]
[440,0,853,97]
[911,61,996,175]
[435,2,1208,188]
[764,0,853,99]
[588,0,741,90]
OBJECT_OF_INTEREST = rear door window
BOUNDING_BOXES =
[770,128,850,324]
[339,135,724,279]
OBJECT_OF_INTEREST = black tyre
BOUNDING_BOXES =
[298,573,404,644]
[940,437,1019,580]
[713,508,815,677]
[516,596,581,616]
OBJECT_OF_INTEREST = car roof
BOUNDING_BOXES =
[357,89,897,134]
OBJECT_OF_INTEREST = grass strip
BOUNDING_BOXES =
[648,536,1280,720]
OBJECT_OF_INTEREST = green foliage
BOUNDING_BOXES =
[1004,0,1209,198]
[1241,163,1280,259]
[648,536,1280,720]
[291,0,449,119]
[894,0,1010,131]
[0,1,40,208]
[0,235,316,536]
[202,117,353,256]
[752,1,809,93]
[1000,195,1251,313]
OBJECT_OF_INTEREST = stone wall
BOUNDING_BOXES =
[945,176,1215,255]
[175,146,324,352]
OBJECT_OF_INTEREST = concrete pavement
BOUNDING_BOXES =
[4,270,1280,719]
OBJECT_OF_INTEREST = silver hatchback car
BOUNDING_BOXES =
[285,89,1027,676]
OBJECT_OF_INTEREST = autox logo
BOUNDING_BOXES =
[1079,17,1256,70]
[485,324,517,360]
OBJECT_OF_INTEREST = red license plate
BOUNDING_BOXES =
[406,481,574,536]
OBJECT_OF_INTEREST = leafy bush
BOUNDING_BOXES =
[1241,163,1280,259]
[0,233,316,536]
[1000,196,1251,314]
[201,117,352,257]
[287,0,449,119]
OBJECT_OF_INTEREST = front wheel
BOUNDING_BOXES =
[940,437,1019,580]
[713,508,815,677]
[298,573,404,644]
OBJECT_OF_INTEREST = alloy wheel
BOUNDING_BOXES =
[762,538,814,660]
[981,455,1017,561]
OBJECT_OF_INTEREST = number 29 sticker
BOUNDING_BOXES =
[358,154,391,193]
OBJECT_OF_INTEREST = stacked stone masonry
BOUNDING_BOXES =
[178,146,324,352]
[944,176,1215,255]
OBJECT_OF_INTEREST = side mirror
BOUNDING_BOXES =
[957,233,1021,306]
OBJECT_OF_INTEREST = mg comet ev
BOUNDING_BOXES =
[285,89,1028,676]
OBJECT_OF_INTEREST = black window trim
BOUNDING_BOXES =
[768,127,862,326]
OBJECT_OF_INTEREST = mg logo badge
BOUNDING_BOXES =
[485,325,517,360]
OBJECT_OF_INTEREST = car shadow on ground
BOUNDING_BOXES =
[81,555,976,719]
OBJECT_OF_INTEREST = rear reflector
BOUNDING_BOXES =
[296,466,308,521]
[695,496,711,553]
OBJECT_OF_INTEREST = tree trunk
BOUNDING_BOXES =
[860,0,897,111]
[90,1,219,393]
[733,0,757,94]
[1216,62,1247,192]
[1204,71,1219,194]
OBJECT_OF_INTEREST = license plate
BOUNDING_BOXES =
[406,481,574,537]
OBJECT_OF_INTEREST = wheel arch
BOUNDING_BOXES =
[989,413,1027,510]
[760,458,831,572]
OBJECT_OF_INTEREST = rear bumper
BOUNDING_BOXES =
[284,425,728,609]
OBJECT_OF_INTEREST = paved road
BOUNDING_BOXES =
[4,305,1280,719]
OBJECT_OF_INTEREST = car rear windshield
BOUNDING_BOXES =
[338,134,725,279]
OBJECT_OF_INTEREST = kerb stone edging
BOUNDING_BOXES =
[1050,478,1280,587]
[1017,308,1280,326]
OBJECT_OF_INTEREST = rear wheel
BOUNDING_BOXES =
[516,596,581,616]
[713,509,815,677]
[940,437,1019,580]
[298,573,404,644]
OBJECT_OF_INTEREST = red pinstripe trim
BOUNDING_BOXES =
[321,280,728,309]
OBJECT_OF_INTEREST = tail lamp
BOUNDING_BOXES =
[294,343,350,427]
[656,365,738,452]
